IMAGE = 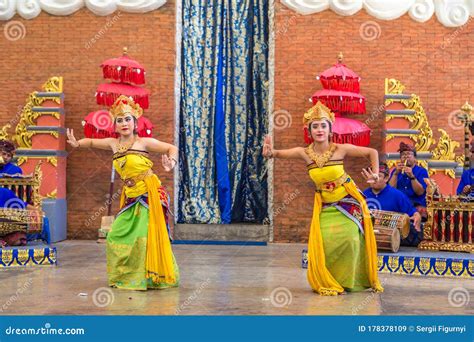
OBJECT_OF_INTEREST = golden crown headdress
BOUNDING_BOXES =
[109,95,143,120]
[303,101,335,126]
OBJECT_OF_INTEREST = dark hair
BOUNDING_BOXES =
[114,116,139,135]
[379,162,390,177]
[0,140,16,156]
[398,142,417,157]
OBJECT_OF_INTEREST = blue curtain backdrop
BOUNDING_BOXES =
[178,0,269,224]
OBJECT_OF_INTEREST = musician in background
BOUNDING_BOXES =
[363,162,422,246]
[0,140,38,247]
[0,140,22,176]
[0,140,26,209]
[456,141,474,201]
[0,140,24,209]
[388,142,429,220]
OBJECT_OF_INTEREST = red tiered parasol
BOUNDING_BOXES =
[96,83,150,110]
[311,89,365,117]
[308,53,371,146]
[101,47,146,85]
[318,60,361,93]
[332,117,370,146]
[313,52,366,116]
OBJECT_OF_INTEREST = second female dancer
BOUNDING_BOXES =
[263,101,383,295]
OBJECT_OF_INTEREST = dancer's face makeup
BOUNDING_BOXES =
[310,120,330,143]
[115,114,135,136]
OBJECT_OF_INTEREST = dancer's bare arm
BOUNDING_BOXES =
[262,135,307,161]
[66,128,115,150]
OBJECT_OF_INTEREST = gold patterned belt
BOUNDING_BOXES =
[122,169,153,188]
[315,173,350,193]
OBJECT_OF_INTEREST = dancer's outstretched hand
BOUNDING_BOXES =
[162,154,176,172]
[262,135,274,159]
[66,128,80,148]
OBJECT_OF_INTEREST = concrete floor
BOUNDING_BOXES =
[0,241,472,315]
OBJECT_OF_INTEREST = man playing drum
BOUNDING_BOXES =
[363,162,423,247]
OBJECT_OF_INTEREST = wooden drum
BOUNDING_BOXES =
[371,210,410,252]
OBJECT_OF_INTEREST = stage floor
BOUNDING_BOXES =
[0,241,472,315]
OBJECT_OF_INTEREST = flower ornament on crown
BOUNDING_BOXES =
[303,101,335,126]
[109,95,143,120]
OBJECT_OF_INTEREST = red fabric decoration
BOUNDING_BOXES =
[136,116,154,137]
[96,83,150,109]
[303,126,313,145]
[101,54,146,85]
[319,62,361,92]
[303,117,371,147]
[312,89,366,116]
[83,110,154,138]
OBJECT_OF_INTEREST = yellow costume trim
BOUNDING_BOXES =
[113,150,149,160]
[308,160,342,169]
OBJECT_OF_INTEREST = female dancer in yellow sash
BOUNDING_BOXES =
[263,101,383,295]
[67,95,179,290]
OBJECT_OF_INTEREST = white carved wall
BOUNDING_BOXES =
[0,0,472,28]
[280,0,474,27]
[0,0,167,20]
